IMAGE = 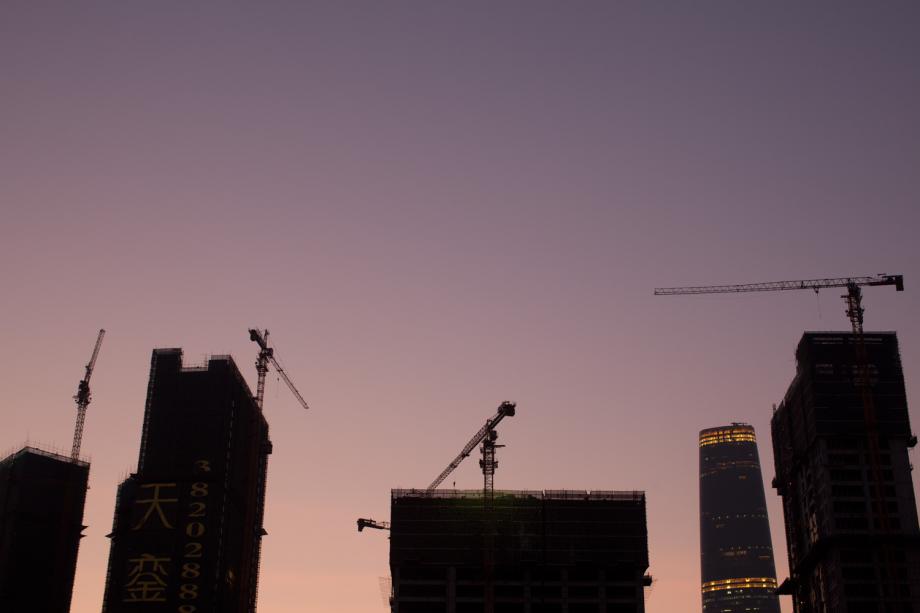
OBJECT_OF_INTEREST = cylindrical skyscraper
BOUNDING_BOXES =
[699,424,780,613]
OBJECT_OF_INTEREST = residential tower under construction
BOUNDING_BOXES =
[389,488,651,613]
[101,349,271,612]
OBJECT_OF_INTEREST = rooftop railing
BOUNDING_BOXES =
[392,489,645,502]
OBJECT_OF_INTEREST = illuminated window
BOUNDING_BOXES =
[700,577,778,593]
[699,427,757,447]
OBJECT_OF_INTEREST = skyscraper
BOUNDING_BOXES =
[698,424,780,613]
[101,348,271,612]
[389,489,651,613]
[0,445,90,612]
[772,332,920,612]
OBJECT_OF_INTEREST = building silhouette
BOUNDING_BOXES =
[698,424,780,613]
[101,349,271,612]
[772,332,920,611]
[0,445,90,612]
[389,489,651,613]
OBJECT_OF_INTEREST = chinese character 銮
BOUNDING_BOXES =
[124,553,170,602]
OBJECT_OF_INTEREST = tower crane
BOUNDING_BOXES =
[248,328,309,411]
[655,273,905,588]
[356,401,518,537]
[71,329,105,460]
[427,401,516,497]
[654,274,903,334]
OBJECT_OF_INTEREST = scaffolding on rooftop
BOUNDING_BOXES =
[392,488,645,502]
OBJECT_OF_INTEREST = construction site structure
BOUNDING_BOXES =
[71,329,105,459]
[101,349,271,612]
[772,332,920,611]
[389,489,651,613]
[0,446,90,613]
[655,274,908,610]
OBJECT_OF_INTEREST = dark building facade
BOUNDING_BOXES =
[772,332,920,612]
[390,489,651,613]
[0,446,90,612]
[102,349,271,612]
[699,424,780,613]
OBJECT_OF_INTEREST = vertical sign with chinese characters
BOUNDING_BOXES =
[122,458,215,610]
[126,483,178,604]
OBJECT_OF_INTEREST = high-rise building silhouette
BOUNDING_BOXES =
[772,332,920,611]
[698,424,780,613]
[389,489,651,613]
[101,349,271,612]
[0,445,90,612]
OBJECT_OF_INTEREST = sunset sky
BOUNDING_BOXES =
[2,2,919,612]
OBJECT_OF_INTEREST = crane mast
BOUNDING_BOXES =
[479,430,504,503]
[248,328,310,411]
[71,329,105,460]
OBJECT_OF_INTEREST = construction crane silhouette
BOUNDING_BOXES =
[357,518,390,532]
[654,274,903,333]
[428,401,516,495]
[656,273,905,603]
[248,328,309,411]
[71,329,105,460]
[356,401,517,535]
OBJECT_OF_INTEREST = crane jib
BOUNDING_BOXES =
[654,274,903,296]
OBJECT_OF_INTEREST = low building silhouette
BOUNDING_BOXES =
[772,332,920,611]
[389,489,651,613]
[698,424,780,613]
[0,445,89,612]
[101,349,271,612]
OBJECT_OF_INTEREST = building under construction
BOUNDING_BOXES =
[101,349,271,612]
[772,332,920,611]
[0,445,90,612]
[389,489,651,613]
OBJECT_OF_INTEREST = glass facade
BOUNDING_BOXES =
[699,424,779,613]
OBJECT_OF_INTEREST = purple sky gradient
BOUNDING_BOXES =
[2,3,919,612]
